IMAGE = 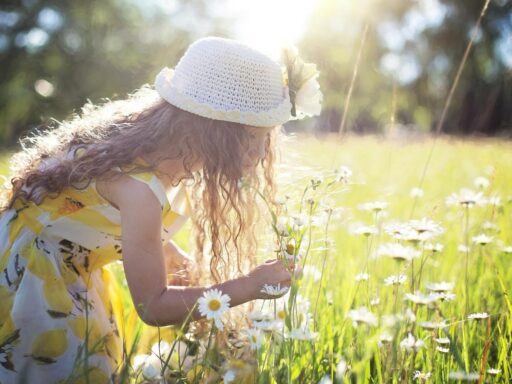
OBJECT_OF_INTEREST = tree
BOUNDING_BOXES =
[298,0,512,135]
[0,0,232,145]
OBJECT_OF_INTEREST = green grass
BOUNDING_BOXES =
[1,135,511,383]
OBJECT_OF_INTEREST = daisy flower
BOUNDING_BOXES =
[413,371,432,381]
[347,307,378,327]
[197,288,231,330]
[260,283,289,296]
[351,224,378,236]
[404,292,441,305]
[448,371,480,381]
[355,273,370,282]
[378,243,420,262]
[245,328,263,350]
[384,274,407,286]
[410,187,424,198]
[399,333,424,351]
[434,337,450,344]
[473,176,490,189]
[472,234,493,245]
[358,201,389,213]
[426,282,454,292]
[468,312,489,320]
[436,346,450,353]
[487,368,501,375]
[446,188,485,207]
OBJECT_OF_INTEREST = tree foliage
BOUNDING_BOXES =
[0,0,231,144]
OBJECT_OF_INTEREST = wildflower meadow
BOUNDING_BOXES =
[2,134,511,383]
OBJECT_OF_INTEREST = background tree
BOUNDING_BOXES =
[0,0,231,144]
[297,0,512,135]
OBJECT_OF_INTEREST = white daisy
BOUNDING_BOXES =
[446,189,485,207]
[347,307,378,327]
[448,371,480,381]
[425,243,444,253]
[378,243,420,262]
[288,327,318,341]
[472,234,493,245]
[487,368,501,375]
[473,176,490,189]
[458,244,470,253]
[413,371,432,380]
[335,358,348,379]
[404,292,441,305]
[336,166,352,184]
[384,274,407,286]
[426,282,454,292]
[359,201,389,213]
[260,283,289,296]
[436,346,450,353]
[399,333,424,351]
[355,273,370,282]
[197,288,231,330]
[410,187,424,198]
[419,320,448,329]
[468,312,489,320]
[503,246,512,254]
[351,224,378,236]
[245,328,263,350]
[434,337,450,344]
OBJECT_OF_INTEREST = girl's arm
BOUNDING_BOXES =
[110,175,291,326]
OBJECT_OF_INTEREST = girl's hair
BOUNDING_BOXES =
[0,86,280,283]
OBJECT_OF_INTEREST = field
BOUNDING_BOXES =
[1,134,511,383]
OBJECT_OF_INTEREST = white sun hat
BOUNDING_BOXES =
[154,37,321,127]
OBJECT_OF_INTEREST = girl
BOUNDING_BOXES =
[0,36,321,383]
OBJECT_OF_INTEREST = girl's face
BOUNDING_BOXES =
[242,125,274,170]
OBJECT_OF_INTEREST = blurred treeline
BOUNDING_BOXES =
[0,0,511,147]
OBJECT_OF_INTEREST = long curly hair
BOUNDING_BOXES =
[0,86,281,284]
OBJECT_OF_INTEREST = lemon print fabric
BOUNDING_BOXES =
[0,158,192,383]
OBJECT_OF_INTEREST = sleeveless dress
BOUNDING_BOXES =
[0,157,192,384]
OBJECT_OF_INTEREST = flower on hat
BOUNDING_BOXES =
[281,46,323,118]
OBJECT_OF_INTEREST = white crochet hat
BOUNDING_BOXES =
[154,37,294,127]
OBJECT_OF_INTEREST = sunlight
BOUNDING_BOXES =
[223,0,317,60]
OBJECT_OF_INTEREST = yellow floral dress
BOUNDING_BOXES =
[0,158,192,384]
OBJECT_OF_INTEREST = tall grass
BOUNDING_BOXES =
[1,134,511,383]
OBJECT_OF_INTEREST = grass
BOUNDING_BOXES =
[1,134,511,383]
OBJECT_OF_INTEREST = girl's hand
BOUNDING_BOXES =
[246,259,302,300]
[164,241,195,286]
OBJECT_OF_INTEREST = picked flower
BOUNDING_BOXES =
[197,288,231,330]
[260,283,290,296]
[282,45,322,118]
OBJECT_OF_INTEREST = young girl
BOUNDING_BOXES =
[0,36,321,383]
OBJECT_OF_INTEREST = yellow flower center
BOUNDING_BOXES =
[277,310,286,320]
[251,335,257,343]
[208,299,221,311]
[286,244,295,254]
